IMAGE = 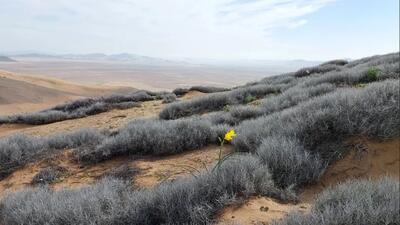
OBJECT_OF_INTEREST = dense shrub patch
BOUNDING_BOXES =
[212,83,337,125]
[233,80,399,188]
[294,64,340,78]
[74,118,216,162]
[0,129,104,179]
[160,84,281,120]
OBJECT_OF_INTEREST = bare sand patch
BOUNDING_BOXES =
[0,124,34,138]
[218,196,310,225]
[181,90,207,99]
[135,145,232,187]
[300,137,400,201]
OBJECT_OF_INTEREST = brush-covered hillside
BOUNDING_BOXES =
[0,53,399,225]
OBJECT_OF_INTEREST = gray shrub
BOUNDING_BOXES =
[161,93,177,104]
[256,137,326,188]
[0,134,47,179]
[320,59,348,66]
[200,83,336,126]
[31,166,66,185]
[172,88,189,96]
[159,84,281,120]
[0,129,104,179]
[294,64,340,78]
[188,86,230,93]
[74,118,216,162]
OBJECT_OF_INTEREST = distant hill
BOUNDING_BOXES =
[7,52,323,71]
[0,56,16,62]
[11,53,186,65]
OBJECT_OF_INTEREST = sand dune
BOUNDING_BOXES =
[0,70,135,115]
[0,76,70,104]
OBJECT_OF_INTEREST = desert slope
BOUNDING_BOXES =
[0,70,135,114]
[0,76,71,104]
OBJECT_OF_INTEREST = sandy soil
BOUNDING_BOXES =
[219,197,310,225]
[0,75,78,114]
[218,138,400,225]
[135,145,232,187]
[181,90,207,99]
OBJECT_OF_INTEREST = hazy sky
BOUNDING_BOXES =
[0,0,398,60]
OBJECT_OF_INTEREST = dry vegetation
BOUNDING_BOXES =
[0,53,399,225]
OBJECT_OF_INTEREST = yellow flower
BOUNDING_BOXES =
[224,129,236,141]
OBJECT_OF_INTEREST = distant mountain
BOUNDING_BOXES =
[6,52,322,70]
[10,53,188,65]
[0,56,16,62]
